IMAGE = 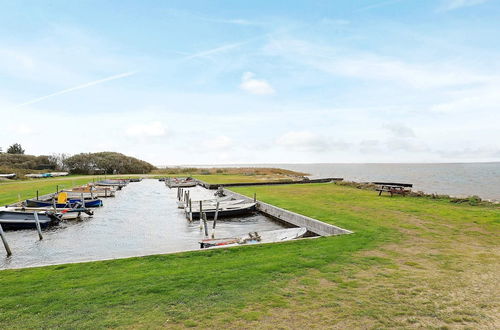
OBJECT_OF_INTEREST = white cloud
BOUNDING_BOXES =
[125,121,166,137]
[383,123,416,138]
[265,39,494,89]
[440,0,489,11]
[239,72,275,95]
[276,131,330,152]
[15,71,138,108]
[8,124,33,135]
[202,135,233,150]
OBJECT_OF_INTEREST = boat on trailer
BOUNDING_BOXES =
[0,211,60,230]
[199,227,308,248]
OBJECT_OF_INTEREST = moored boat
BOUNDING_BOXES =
[25,198,103,208]
[188,202,256,219]
[166,177,197,188]
[177,196,234,209]
[0,211,60,230]
[199,227,308,248]
[4,206,93,220]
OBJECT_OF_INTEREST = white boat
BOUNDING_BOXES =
[0,173,16,179]
[177,196,234,209]
[60,190,115,198]
[188,202,257,219]
[4,206,93,220]
[166,177,197,188]
[200,227,308,248]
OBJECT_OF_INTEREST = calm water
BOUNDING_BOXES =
[0,180,284,269]
[274,163,500,201]
[188,162,500,201]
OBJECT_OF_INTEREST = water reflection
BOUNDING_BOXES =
[1,180,284,269]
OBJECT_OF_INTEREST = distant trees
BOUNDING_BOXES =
[0,150,155,175]
[48,153,70,171]
[0,154,55,170]
[64,152,156,174]
[7,143,25,154]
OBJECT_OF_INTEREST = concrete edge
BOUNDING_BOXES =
[224,189,353,237]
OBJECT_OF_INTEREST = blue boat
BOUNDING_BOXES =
[25,198,103,208]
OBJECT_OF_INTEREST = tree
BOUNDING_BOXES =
[7,143,25,154]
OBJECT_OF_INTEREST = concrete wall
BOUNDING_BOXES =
[225,189,353,237]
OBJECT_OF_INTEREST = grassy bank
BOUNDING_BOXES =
[0,176,104,206]
[0,182,498,328]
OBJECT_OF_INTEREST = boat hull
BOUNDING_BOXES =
[200,227,308,248]
[25,198,103,208]
[0,211,59,230]
[189,203,256,220]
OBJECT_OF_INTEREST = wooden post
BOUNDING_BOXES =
[56,185,59,193]
[33,212,43,240]
[199,201,203,229]
[202,212,209,237]
[254,192,256,203]
[81,193,85,208]
[189,199,193,222]
[36,190,39,200]
[212,201,219,238]
[0,224,12,256]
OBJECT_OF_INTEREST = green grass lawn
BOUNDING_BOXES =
[0,182,498,328]
[0,176,105,206]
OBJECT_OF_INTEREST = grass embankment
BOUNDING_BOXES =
[0,176,106,206]
[0,183,498,328]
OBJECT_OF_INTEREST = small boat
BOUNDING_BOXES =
[95,180,128,189]
[0,173,16,179]
[200,227,308,248]
[0,211,60,230]
[177,196,234,209]
[25,198,103,208]
[188,202,256,219]
[60,190,115,198]
[166,177,197,188]
[129,178,142,182]
[4,206,93,220]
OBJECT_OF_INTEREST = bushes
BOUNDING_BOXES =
[0,154,55,171]
[64,152,156,174]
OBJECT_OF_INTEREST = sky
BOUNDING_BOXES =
[0,0,499,165]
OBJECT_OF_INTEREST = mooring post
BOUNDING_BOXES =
[254,192,256,203]
[199,201,203,229]
[202,212,209,237]
[81,193,86,208]
[212,201,219,238]
[56,185,59,193]
[36,190,39,200]
[33,212,43,240]
[0,224,12,256]
[189,199,193,222]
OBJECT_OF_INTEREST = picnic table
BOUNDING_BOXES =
[376,184,409,197]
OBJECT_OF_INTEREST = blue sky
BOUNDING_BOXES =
[0,0,499,165]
